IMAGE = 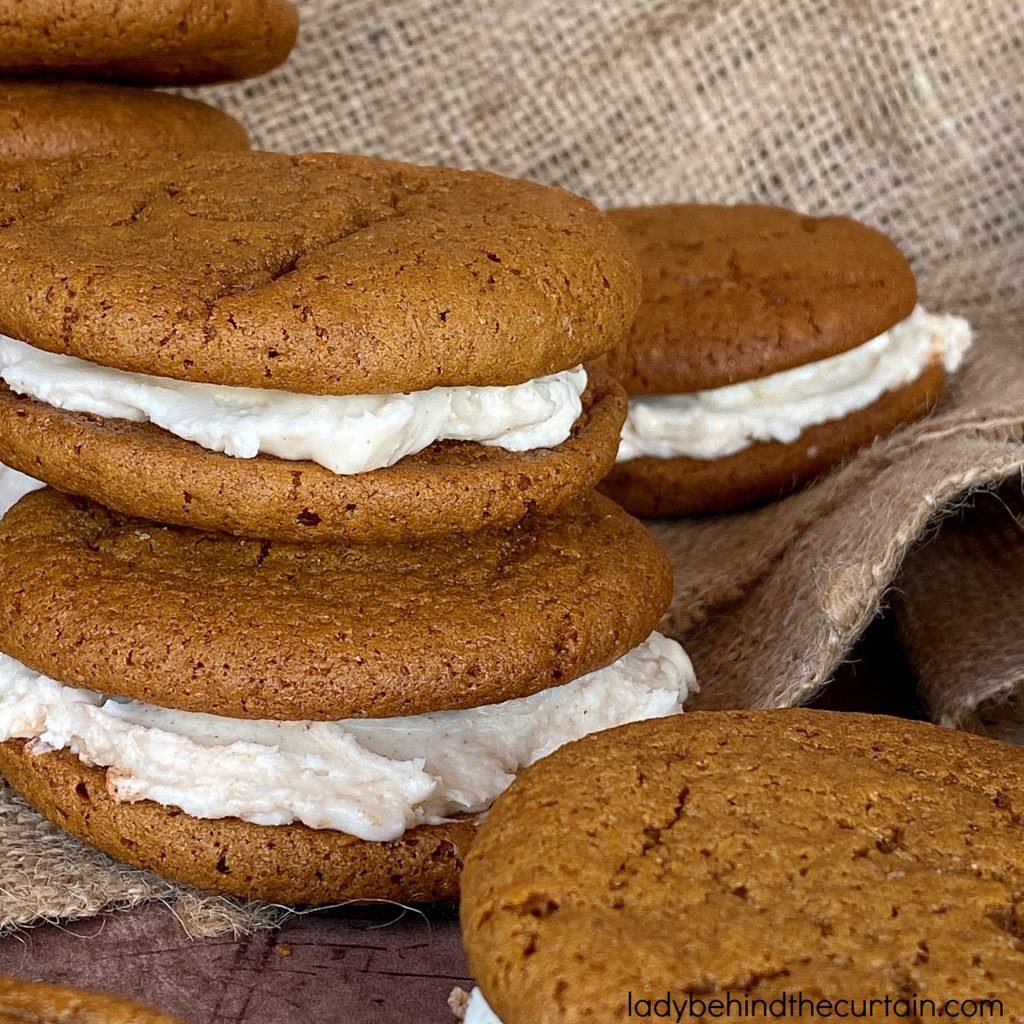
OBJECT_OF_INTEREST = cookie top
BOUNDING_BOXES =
[0,488,671,719]
[0,79,250,162]
[601,204,917,393]
[462,709,1024,1023]
[0,975,185,1024]
[0,0,298,85]
[0,151,641,393]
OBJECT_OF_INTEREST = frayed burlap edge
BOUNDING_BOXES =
[653,322,1024,710]
[0,782,286,938]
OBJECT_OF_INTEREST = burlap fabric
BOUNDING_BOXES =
[3,0,1023,935]
[892,480,1024,741]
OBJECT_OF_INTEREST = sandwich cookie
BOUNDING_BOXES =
[460,709,1024,1023]
[0,976,186,1024]
[0,0,298,85]
[0,79,250,162]
[598,204,972,516]
[0,150,639,542]
[0,488,695,902]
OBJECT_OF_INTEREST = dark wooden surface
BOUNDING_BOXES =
[0,900,471,1023]
[0,612,920,1024]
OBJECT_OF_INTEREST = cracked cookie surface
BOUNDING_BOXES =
[0,488,671,719]
[461,709,1024,1023]
[0,150,640,393]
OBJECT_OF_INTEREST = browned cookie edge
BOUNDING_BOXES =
[0,79,250,162]
[0,371,626,543]
[0,741,474,904]
[0,975,188,1024]
[598,363,944,517]
[0,1,299,86]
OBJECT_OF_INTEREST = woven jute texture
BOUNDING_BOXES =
[2,0,1023,936]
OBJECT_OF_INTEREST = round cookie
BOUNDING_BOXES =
[461,709,1024,1023]
[597,203,967,515]
[0,975,186,1024]
[602,203,917,392]
[0,0,299,86]
[0,150,640,541]
[0,488,670,719]
[0,79,250,162]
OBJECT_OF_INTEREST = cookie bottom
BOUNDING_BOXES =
[0,741,474,904]
[599,363,944,517]
[0,370,624,543]
[0,80,250,163]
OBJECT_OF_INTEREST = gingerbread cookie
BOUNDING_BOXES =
[0,0,299,85]
[0,151,639,540]
[598,204,972,516]
[461,709,1024,1022]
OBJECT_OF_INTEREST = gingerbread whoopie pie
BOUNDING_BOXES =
[460,709,1024,1023]
[0,0,298,85]
[598,204,972,516]
[0,976,186,1024]
[0,79,250,162]
[0,150,638,542]
[0,487,695,903]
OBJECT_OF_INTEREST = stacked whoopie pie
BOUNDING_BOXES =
[0,0,293,507]
[0,150,697,902]
[598,204,972,516]
[0,0,297,163]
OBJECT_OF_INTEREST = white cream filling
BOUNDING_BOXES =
[463,989,503,1024]
[616,306,972,462]
[0,335,587,475]
[0,632,696,842]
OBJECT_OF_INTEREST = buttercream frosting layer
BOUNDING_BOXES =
[0,335,586,474]
[0,633,696,842]
[617,306,971,462]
